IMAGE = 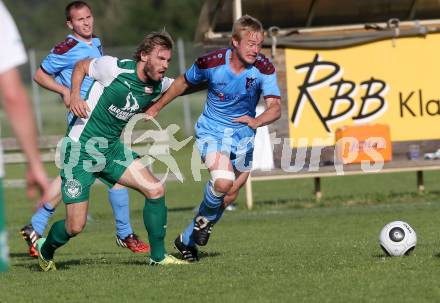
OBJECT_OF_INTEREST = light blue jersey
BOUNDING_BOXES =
[185,48,280,128]
[185,48,280,170]
[40,34,102,99]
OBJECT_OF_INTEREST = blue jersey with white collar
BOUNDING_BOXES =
[185,48,280,129]
[40,34,102,98]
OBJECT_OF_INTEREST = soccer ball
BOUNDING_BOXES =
[379,221,417,256]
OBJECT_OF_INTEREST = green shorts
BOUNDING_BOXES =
[60,139,138,203]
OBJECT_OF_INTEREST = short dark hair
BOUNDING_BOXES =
[65,1,91,21]
[134,30,174,61]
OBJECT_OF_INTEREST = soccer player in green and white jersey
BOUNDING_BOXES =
[20,1,148,258]
[35,31,188,271]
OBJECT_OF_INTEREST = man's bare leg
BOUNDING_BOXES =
[36,201,88,271]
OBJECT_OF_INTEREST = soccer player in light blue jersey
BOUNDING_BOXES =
[20,1,148,258]
[146,15,281,261]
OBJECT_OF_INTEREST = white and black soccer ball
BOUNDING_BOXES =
[379,221,417,256]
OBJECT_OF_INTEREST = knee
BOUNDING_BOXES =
[112,183,126,190]
[145,184,165,199]
[66,220,86,235]
[66,217,87,236]
[213,179,233,194]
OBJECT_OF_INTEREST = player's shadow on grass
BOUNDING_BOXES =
[198,251,221,259]
[53,258,121,270]
[372,252,421,259]
[131,206,196,217]
[12,260,81,271]
[15,252,224,270]
[168,206,198,212]
[13,263,44,272]
[119,251,223,265]
[9,252,33,258]
[15,258,101,271]
[55,259,84,270]
[88,251,126,256]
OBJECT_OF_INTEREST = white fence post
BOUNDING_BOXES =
[233,0,242,21]
[28,49,42,133]
[177,38,192,137]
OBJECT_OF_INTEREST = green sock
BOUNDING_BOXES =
[143,196,167,262]
[41,220,72,260]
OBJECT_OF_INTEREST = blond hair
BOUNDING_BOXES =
[231,15,264,42]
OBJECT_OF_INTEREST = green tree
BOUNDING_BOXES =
[4,0,204,49]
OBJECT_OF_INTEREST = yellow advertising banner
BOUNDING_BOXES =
[285,34,440,147]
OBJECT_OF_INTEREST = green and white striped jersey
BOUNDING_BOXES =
[68,56,173,146]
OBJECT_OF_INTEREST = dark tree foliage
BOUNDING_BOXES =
[4,0,204,49]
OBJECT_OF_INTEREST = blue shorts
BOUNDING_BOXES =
[195,115,255,172]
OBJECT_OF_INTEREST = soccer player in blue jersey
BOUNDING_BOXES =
[20,1,148,257]
[146,15,281,261]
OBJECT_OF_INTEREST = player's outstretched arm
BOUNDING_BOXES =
[234,97,281,129]
[181,81,208,96]
[0,68,49,198]
[70,59,92,118]
[33,68,71,108]
[145,74,189,120]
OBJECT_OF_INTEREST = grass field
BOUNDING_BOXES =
[2,85,440,302]
[1,146,440,302]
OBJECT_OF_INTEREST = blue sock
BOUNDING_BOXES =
[31,203,55,236]
[199,181,224,221]
[182,181,224,246]
[213,205,226,223]
[108,188,133,239]
[182,219,196,247]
